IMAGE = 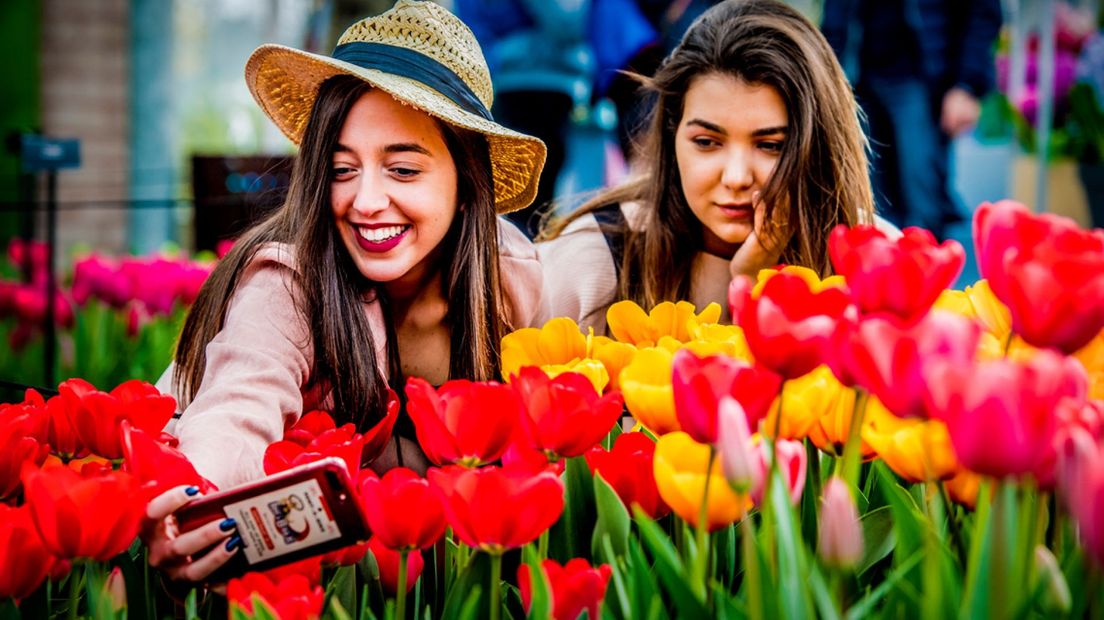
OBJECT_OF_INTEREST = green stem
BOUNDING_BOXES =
[489,553,503,620]
[538,529,549,560]
[938,480,967,562]
[397,549,409,620]
[838,388,869,495]
[67,563,81,620]
[690,447,717,602]
[1003,331,1015,356]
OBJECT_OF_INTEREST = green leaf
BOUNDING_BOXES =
[521,546,552,619]
[328,596,355,620]
[550,456,598,561]
[456,585,485,620]
[844,550,924,620]
[442,552,492,619]
[857,506,895,576]
[325,565,357,620]
[960,480,994,619]
[806,565,841,620]
[768,470,813,620]
[592,472,631,562]
[627,537,663,619]
[633,509,709,617]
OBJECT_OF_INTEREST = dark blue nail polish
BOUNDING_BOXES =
[184,486,200,497]
[225,535,242,551]
[219,518,236,532]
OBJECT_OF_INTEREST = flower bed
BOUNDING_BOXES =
[0,200,1102,619]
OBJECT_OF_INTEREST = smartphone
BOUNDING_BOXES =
[176,457,369,581]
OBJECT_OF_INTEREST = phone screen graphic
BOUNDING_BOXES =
[222,477,343,564]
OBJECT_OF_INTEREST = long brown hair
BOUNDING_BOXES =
[174,75,505,430]
[545,0,873,309]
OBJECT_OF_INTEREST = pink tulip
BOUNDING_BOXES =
[716,396,757,492]
[750,437,806,506]
[936,350,1088,479]
[829,224,965,324]
[818,477,863,569]
[1057,428,1104,567]
[672,350,782,444]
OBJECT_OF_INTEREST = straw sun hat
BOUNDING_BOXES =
[245,0,547,214]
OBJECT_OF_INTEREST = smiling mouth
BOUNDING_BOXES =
[716,203,754,219]
[357,225,410,243]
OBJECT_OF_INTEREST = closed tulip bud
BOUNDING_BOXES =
[105,566,127,611]
[1034,546,1072,614]
[817,477,863,570]
[717,397,756,493]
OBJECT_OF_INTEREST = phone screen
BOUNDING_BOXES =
[222,477,344,565]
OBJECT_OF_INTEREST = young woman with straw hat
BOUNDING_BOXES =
[537,0,898,334]
[143,0,547,582]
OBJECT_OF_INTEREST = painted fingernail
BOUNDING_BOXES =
[225,535,242,552]
[219,518,236,532]
[184,486,200,497]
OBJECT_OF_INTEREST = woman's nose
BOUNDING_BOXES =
[721,151,754,190]
[353,172,389,214]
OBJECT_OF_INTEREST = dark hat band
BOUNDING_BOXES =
[332,41,492,121]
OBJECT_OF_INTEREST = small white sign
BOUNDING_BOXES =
[222,477,343,565]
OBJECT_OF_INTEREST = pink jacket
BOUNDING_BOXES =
[158,220,542,489]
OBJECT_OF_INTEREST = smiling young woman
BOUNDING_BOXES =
[538,0,897,333]
[144,0,548,585]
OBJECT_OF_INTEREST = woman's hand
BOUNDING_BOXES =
[143,485,240,585]
[729,192,791,280]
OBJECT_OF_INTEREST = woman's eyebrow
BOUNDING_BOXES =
[686,118,726,134]
[331,142,433,155]
[752,126,788,137]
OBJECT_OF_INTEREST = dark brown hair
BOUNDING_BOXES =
[174,75,505,431]
[545,0,873,308]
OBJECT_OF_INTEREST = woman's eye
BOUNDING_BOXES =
[692,136,719,149]
[390,167,421,178]
[332,166,356,178]
[759,141,784,153]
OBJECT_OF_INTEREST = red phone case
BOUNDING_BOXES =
[176,458,369,581]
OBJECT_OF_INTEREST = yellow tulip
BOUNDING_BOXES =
[686,321,753,362]
[799,371,877,459]
[761,365,836,441]
[587,334,637,391]
[753,265,846,296]
[944,468,982,510]
[607,300,721,346]
[542,359,610,393]
[932,289,978,320]
[965,279,1011,342]
[654,432,748,532]
[862,405,958,483]
[619,347,679,435]
[1089,370,1104,401]
[501,317,587,380]
[1073,328,1104,376]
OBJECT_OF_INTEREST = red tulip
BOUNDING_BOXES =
[0,504,61,601]
[67,380,177,459]
[405,377,520,467]
[513,368,624,459]
[428,465,564,554]
[585,432,670,519]
[41,382,87,458]
[227,571,324,620]
[0,407,49,502]
[827,311,980,419]
[502,441,567,476]
[737,271,855,379]
[829,224,965,324]
[935,350,1087,479]
[120,421,217,497]
[363,389,400,464]
[359,468,446,551]
[263,423,366,477]
[519,558,612,620]
[671,350,782,444]
[368,536,424,595]
[283,410,337,446]
[22,465,146,561]
[974,200,1104,353]
[1034,398,1104,490]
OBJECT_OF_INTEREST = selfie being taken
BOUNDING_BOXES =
[1,0,1104,618]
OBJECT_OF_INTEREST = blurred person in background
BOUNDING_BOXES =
[822,0,1003,241]
[537,0,897,335]
[456,0,594,238]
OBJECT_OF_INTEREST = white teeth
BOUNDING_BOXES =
[357,225,406,242]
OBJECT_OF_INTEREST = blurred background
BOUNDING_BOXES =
[0,0,1102,397]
